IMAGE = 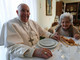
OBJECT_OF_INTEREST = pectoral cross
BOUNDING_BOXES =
[29,38,34,45]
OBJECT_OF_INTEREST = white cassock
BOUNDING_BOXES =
[0,17,52,60]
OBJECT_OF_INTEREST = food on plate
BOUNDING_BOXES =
[60,36,79,46]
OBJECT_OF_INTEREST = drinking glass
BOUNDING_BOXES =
[58,44,69,60]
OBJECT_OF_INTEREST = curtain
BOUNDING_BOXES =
[0,0,38,34]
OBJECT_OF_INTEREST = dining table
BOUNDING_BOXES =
[13,37,80,60]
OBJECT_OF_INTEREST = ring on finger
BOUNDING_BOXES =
[44,52,47,55]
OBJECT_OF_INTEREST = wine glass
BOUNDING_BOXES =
[58,44,69,60]
[75,40,80,54]
[77,44,80,54]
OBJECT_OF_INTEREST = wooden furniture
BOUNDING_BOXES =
[65,2,80,26]
[56,1,64,17]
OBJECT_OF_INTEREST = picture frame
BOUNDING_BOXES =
[46,0,52,16]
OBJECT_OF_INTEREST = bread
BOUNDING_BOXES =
[60,36,78,46]
[68,39,75,44]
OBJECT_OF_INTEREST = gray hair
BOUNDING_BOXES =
[58,12,73,25]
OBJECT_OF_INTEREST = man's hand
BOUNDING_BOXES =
[33,48,52,59]
[51,32,60,41]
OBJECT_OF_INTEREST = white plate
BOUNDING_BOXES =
[37,38,58,48]
[39,38,56,46]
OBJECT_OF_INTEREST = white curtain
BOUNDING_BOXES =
[0,0,38,34]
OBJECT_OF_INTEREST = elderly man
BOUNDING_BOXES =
[0,3,60,60]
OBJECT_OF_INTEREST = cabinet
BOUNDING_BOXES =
[56,1,64,17]
[65,2,80,26]
[78,3,80,20]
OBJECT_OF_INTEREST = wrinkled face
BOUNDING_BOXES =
[61,17,71,30]
[16,4,30,22]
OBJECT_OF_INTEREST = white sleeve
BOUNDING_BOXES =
[39,27,52,38]
[2,22,24,47]
[34,22,52,38]
[8,44,35,57]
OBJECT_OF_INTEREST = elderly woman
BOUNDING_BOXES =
[55,12,80,39]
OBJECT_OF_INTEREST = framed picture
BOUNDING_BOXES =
[46,0,52,16]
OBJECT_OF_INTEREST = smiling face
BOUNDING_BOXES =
[61,17,71,30]
[16,4,30,22]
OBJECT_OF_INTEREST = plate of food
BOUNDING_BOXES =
[37,38,58,49]
[60,36,79,46]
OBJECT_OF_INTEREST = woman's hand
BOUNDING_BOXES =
[33,48,52,59]
[74,34,80,40]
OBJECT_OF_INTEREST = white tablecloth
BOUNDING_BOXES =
[13,38,80,60]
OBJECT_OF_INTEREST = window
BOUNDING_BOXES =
[0,0,38,34]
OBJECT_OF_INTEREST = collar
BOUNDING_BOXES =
[17,17,29,25]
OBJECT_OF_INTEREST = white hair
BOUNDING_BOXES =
[17,3,29,11]
[59,12,73,25]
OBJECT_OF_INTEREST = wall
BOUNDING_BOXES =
[37,0,56,29]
